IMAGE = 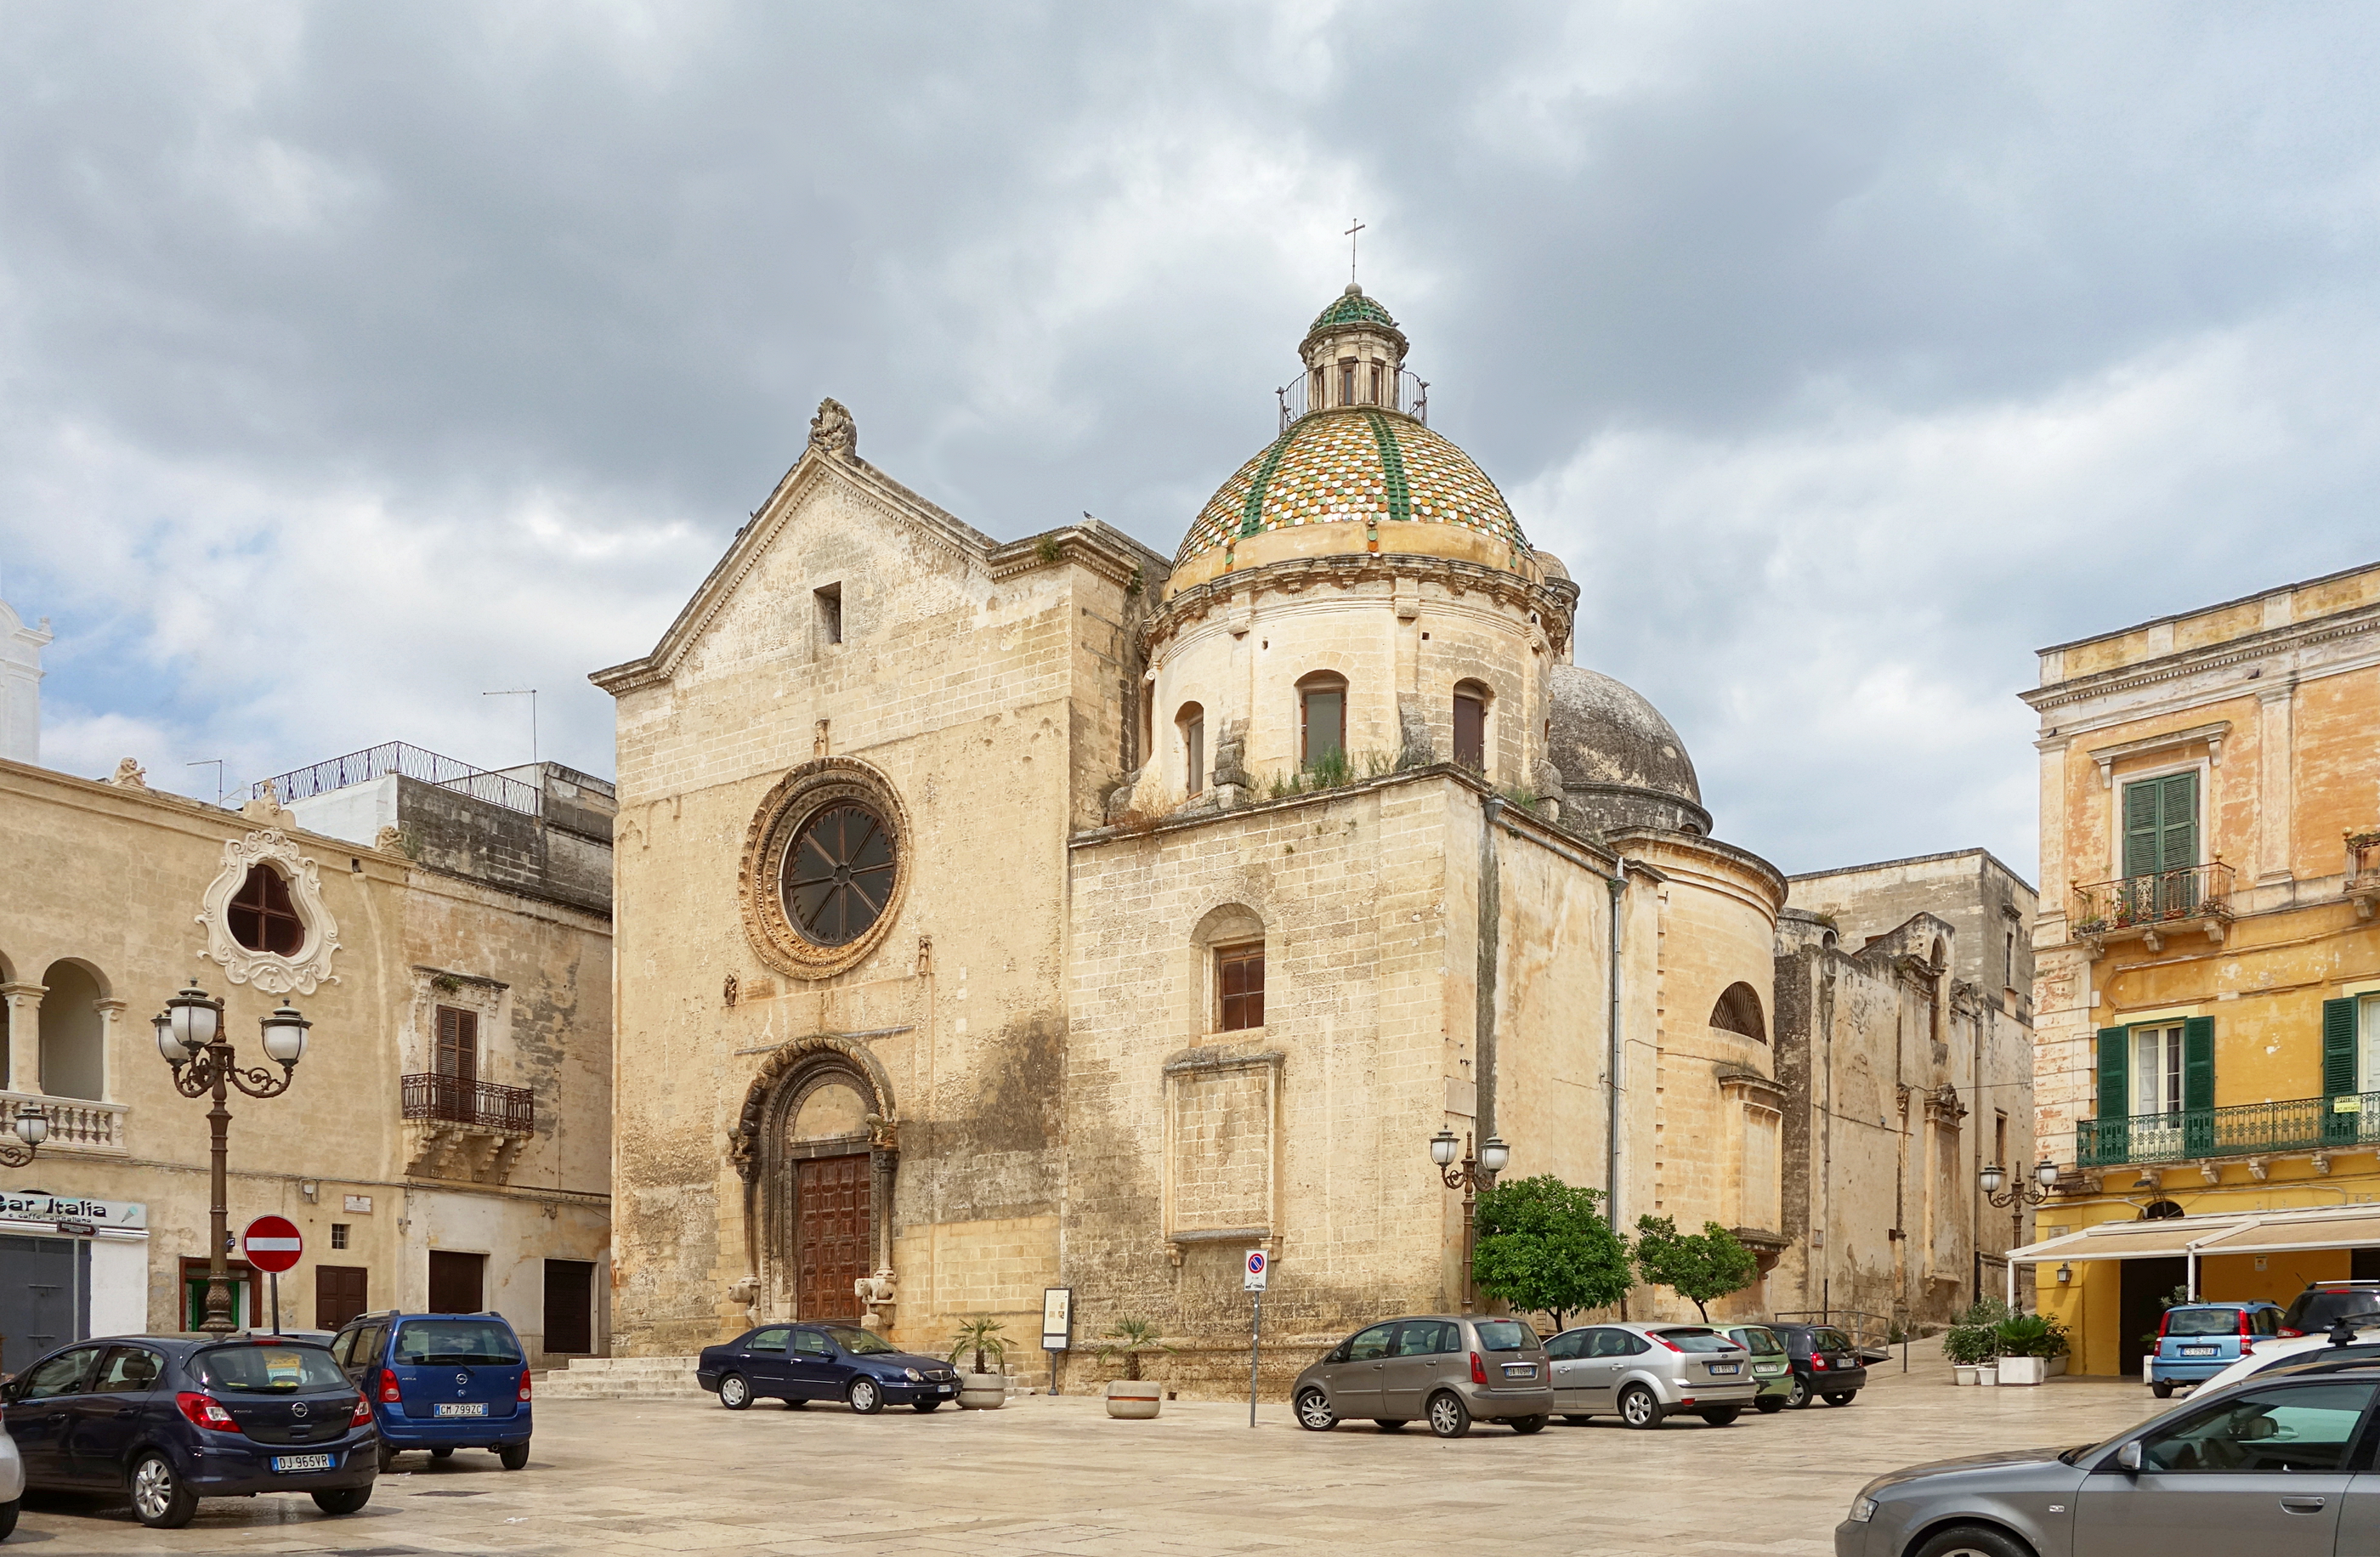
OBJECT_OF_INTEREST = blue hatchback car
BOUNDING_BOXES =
[328,1311,532,1469]
[2146,1299,2284,1396]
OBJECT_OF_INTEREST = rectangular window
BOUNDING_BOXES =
[1185,716,1204,795]
[1453,692,1486,769]
[2362,996,2380,1094]
[1216,945,1265,1032]
[1300,687,1345,767]
[1340,360,1357,406]
[815,582,843,646]
[1994,1112,2009,1168]
[2134,1023,2184,1118]
[330,1223,349,1250]
[2122,772,2199,878]
[435,1006,478,1084]
[1368,364,1383,405]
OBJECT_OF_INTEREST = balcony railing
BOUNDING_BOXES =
[401,1073,534,1135]
[0,1090,128,1155]
[1276,369,1430,431]
[2079,1090,2380,1168]
[257,742,541,818]
[2071,862,2235,949]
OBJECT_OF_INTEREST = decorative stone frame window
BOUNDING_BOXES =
[1162,1046,1283,1254]
[1192,903,1267,1039]
[740,758,913,980]
[196,830,341,995]
[1709,982,1767,1042]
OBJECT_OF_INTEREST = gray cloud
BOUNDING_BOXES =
[5,2,2378,877]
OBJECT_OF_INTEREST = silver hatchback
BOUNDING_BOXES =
[1544,1322,1759,1428]
[1293,1315,1554,1438]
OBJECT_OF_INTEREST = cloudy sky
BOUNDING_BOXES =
[5,3,2377,878]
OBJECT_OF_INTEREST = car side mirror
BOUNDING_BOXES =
[2116,1441,2144,1474]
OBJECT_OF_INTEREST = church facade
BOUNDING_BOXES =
[595,290,1799,1377]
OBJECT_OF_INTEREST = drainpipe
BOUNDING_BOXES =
[1606,871,1626,1226]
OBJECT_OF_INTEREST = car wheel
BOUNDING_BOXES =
[847,1377,884,1415]
[1823,1391,1858,1407]
[784,1398,810,1409]
[1785,1376,1813,1408]
[313,1486,372,1515]
[499,1442,530,1470]
[130,1452,199,1530]
[377,1442,398,1473]
[430,1447,455,1460]
[1374,1418,1407,1430]
[1618,1384,1664,1430]
[0,1498,18,1541]
[2150,1381,2173,1399]
[1426,1390,1471,1439]
[1562,1413,1595,1424]
[1510,1414,1548,1435]
[1699,1407,1741,1427]
[1754,1396,1785,1414]
[719,1373,753,1410]
[1908,1524,2034,1557]
[1295,1389,1337,1432]
[914,1400,942,1413]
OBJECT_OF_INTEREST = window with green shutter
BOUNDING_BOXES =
[2325,998,2360,1145]
[2089,1026,2130,1166]
[2122,772,2200,879]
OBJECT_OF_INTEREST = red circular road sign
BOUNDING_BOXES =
[241,1215,303,1274]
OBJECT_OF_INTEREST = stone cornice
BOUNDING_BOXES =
[1144,552,1575,658]
[2022,602,2380,716]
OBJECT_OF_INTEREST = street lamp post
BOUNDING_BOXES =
[1980,1158,2062,1307]
[1429,1127,1510,1313]
[153,978,309,1334]
[0,1099,49,1168]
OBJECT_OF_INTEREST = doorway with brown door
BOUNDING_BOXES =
[315,1265,370,1330]
[428,1249,486,1314]
[795,1154,870,1321]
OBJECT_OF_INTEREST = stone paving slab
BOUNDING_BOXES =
[9,1362,2165,1555]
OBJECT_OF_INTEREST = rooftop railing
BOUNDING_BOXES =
[255,742,541,818]
[1277,368,1429,432]
[2071,861,2235,939]
[401,1073,534,1135]
[2079,1089,2380,1168]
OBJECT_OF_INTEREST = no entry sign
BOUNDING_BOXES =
[242,1215,303,1274]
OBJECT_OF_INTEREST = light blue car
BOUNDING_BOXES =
[2147,1300,2282,1397]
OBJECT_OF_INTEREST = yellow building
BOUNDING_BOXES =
[2018,560,2380,1375]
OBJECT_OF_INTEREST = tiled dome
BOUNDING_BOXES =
[1176,407,1529,569]
[1308,285,1401,333]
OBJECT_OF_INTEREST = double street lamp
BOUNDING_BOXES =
[153,978,310,1334]
[1429,1127,1510,1313]
[0,1100,50,1169]
[1979,1158,2062,1247]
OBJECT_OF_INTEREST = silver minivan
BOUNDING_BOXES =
[1544,1322,1759,1428]
[1293,1315,1554,1438]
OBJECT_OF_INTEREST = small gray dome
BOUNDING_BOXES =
[1548,665,1711,836]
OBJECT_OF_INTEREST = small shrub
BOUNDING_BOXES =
[948,1315,1009,1375]
[1092,1318,1176,1382]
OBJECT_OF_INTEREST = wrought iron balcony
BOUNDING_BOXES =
[401,1073,533,1135]
[2071,862,2235,955]
[2078,1090,2380,1169]
[1276,369,1429,431]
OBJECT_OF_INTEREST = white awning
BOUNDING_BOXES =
[2011,1203,2380,1265]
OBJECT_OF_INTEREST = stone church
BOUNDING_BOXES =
[593,287,1803,1376]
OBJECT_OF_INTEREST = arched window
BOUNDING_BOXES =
[1710,982,1766,1042]
[1193,904,1267,1034]
[1453,681,1490,771]
[1298,672,1346,770]
[38,960,107,1101]
[1177,702,1206,795]
[228,865,305,956]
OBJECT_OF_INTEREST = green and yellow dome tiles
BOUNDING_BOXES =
[1308,287,1401,333]
[1176,406,1531,570]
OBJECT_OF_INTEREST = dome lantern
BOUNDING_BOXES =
[1285,284,1424,426]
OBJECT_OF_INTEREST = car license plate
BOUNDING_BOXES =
[435,1401,490,1418]
[2182,1346,2218,1356]
[1708,1363,1738,1375]
[938,1384,953,1394]
[1501,1363,1537,1379]
[272,1452,334,1474]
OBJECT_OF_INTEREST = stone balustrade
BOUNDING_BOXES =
[3,1089,129,1153]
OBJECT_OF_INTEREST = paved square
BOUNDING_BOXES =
[13,1361,2163,1555]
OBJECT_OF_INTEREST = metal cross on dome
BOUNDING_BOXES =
[1346,218,1365,282]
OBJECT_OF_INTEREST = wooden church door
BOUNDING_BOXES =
[795,1154,870,1320]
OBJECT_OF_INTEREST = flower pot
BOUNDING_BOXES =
[1998,1356,2046,1386]
[957,1372,1007,1410]
[2047,1356,2067,1377]
[1975,1365,1998,1386]
[1105,1379,1162,1419]
[1953,1365,1979,1386]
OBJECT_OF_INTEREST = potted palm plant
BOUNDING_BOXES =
[948,1316,1010,1410]
[1093,1318,1176,1418]
[1991,1314,2070,1386]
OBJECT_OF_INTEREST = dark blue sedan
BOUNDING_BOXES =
[696,1323,959,1413]
[2,1334,376,1529]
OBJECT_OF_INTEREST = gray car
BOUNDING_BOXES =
[1545,1322,1759,1429]
[1837,1357,2380,1557]
[0,1407,19,1541]
[1293,1315,1553,1438]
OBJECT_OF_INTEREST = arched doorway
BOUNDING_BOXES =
[731,1039,898,1323]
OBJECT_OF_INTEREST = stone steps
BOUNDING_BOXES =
[538,1355,709,1401]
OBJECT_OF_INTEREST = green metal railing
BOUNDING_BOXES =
[2078,1090,2379,1168]
[2071,861,2235,938]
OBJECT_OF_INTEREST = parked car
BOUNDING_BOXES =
[2145,1299,2283,1397]
[1719,1323,1794,1413]
[1836,1360,2380,1556]
[1771,1322,1866,1408]
[0,1406,20,1541]
[695,1322,960,1413]
[1542,1322,1756,1429]
[2190,1322,2380,1396]
[329,1311,532,1470]
[1292,1316,1552,1438]
[2278,1278,2380,1337]
[0,1334,374,1530]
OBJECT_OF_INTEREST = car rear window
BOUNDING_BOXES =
[393,1319,524,1367]
[2168,1309,2245,1336]
[1656,1328,1739,1353]
[1473,1320,1534,1353]
[1817,1329,1854,1353]
[2289,1291,2380,1333]
[1733,1327,1786,1356]
[196,1344,348,1394]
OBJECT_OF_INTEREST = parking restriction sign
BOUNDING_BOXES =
[1244,1249,1267,1291]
